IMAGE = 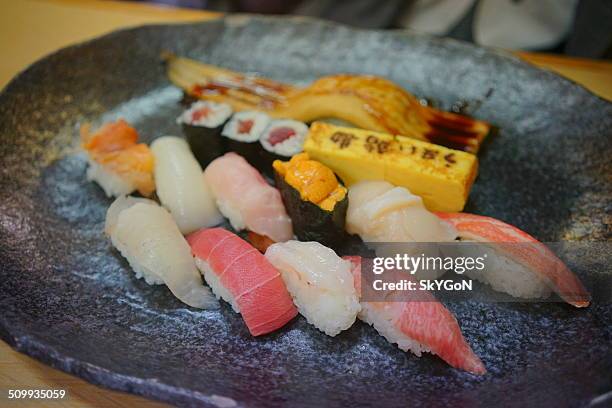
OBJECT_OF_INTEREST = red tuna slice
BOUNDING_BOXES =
[188,228,298,336]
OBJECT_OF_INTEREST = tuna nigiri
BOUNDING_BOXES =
[265,241,360,336]
[151,136,223,234]
[81,120,155,197]
[436,212,591,308]
[204,153,293,243]
[344,256,486,375]
[105,196,218,309]
[187,227,297,336]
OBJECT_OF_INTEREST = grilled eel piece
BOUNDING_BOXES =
[164,53,490,153]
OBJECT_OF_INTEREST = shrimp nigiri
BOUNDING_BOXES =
[105,196,218,309]
[436,212,590,308]
[265,241,360,336]
[187,227,297,336]
[81,120,155,197]
[344,256,486,375]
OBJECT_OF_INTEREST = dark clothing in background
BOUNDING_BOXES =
[138,0,612,59]
[292,0,408,29]
[564,0,612,58]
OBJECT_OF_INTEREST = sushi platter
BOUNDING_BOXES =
[0,15,611,408]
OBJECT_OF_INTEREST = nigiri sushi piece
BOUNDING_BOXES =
[344,256,486,375]
[346,180,456,243]
[80,120,155,197]
[187,227,297,336]
[151,136,223,234]
[105,196,218,309]
[204,152,293,243]
[265,241,360,336]
[436,212,591,308]
[346,180,457,279]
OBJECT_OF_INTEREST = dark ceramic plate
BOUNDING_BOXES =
[1,15,611,408]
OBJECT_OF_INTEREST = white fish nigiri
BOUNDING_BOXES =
[105,196,218,309]
[346,180,456,242]
[151,136,222,234]
[265,241,360,336]
[204,152,293,243]
[346,181,457,280]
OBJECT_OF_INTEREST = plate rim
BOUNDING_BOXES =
[0,14,610,408]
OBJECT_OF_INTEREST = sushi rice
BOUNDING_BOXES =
[222,111,271,143]
[177,100,233,128]
[260,119,308,157]
[265,241,360,336]
[86,159,135,197]
[105,196,218,309]
[188,228,298,336]
[358,303,430,357]
[151,136,223,234]
[195,258,240,312]
[466,246,552,299]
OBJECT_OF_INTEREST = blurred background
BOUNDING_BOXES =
[131,0,612,58]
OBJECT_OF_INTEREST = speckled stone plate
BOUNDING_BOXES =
[0,15,611,408]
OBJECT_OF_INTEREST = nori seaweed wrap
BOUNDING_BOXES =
[273,153,348,248]
[259,119,308,178]
[177,101,232,167]
[221,111,270,168]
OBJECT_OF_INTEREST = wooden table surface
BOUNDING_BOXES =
[1,1,610,407]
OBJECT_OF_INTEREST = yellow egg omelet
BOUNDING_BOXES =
[303,122,478,212]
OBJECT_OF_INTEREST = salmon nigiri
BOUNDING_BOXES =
[436,212,590,308]
[81,119,155,197]
[204,152,293,243]
[187,227,298,336]
[344,256,486,375]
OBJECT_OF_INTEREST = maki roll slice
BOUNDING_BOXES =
[177,101,232,167]
[221,111,270,167]
[273,152,348,248]
[259,119,308,177]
